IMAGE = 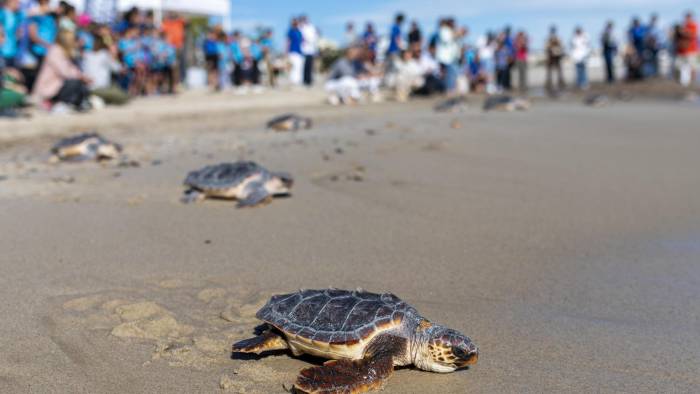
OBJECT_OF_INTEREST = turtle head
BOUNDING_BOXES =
[96,143,122,160]
[416,324,479,373]
[269,172,294,194]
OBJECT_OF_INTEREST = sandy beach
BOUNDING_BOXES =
[1,90,699,393]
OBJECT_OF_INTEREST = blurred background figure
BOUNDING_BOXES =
[601,21,617,84]
[677,11,697,86]
[287,17,303,86]
[343,22,356,47]
[436,17,459,95]
[571,26,591,90]
[407,20,421,47]
[545,25,565,93]
[514,30,528,92]
[299,14,318,87]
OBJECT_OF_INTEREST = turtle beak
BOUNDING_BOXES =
[453,345,479,367]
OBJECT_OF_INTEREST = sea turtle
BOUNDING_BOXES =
[50,132,122,162]
[232,289,479,393]
[181,161,293,207]
[483,95,530,112]
[583,93,610,107]
[267,113,313,132]
[434,96,468,113]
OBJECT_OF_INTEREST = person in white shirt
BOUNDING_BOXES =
[570,26,591,89]
[299,15,318,87]
[394,49,423,101]
[436,18,460,93]
[82,34,128,105]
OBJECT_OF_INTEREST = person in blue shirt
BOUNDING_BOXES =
[387,13,405,56]
[27,0,57,64]
[287,18,304,85]
[362,23,377,63]
[203,28,221,90]
[0,0,24,68]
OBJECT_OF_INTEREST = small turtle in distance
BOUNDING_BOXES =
[583,93,610,107]
[181,161,293,207]
[483,95,531,112]
[233,289,479,393]
[434,96,468,113]
[267,113,313,131]
[50,132,122,162]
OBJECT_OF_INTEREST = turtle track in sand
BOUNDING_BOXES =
[47,279,296,392]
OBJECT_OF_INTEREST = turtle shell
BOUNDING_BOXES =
[266,114,311,131]
[184,161,266,191]
[51,132,118,153]
[483,95,513,110]
[257,289,418,346]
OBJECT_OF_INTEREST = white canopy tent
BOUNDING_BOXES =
[66,0,230,20]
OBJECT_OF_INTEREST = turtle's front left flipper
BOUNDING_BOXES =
[237,183,272,208]
[294,334,406,393]
[294,354,394,394]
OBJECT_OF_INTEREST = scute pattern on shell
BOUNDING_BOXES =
[51,132,114,152]
[257,289,417,344]
[184,161,265,190]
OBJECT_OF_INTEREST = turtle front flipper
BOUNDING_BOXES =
[294,355,394,394]
[237,183,272,208]
[294,334,405,394]
[232,331,288,354]
[181,189,205,204]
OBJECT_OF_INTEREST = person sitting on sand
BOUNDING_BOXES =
[394,49,423,102]
[32,29,92,112]
[325,46,361,105]
[82,33,128,105]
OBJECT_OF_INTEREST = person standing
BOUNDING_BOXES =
[286,18,303,86]
[299,15,318,87]
[1,0,23,69]
[545,25,565,93]
[343,22,356,47]
[161,12,186,85]
[571,26,591,90]
[436,17,459,95]
[677,11,697,86]
[514,30,528,92]
[386,13,405,66]
[645,14,661,77]
[477,31,496,93]
[362,22,378,64]
[407,20,421,47]
[601,21,617,83]
[502,26,514,90]
[26,0,57,90]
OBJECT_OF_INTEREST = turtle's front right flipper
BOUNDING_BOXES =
[232,331,288,354]
[237,184,272,208]
[294,354,394,394]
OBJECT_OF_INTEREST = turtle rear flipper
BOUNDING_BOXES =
[232,331,288,354]
[237,184,272,208]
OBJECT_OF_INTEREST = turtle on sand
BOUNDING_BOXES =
[50,132,122,162]
[181,161,293,207]
[434,96,468,113]
[267,114,313,131]
[483,95,530,112]
[583,93,610,107]
[232,289,479,393]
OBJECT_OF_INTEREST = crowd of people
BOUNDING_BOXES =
[1,0,186,116]
[1,2,699,116]
[324,11,699,104]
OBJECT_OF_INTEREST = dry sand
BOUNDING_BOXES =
[0,90,699,393]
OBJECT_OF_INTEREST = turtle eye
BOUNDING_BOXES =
[452,346,470,359]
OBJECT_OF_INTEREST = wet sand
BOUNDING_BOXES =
[1,93,699,393]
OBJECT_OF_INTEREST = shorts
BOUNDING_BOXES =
[205,54,219,71]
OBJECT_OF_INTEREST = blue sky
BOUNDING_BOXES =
[228,0,697,49]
